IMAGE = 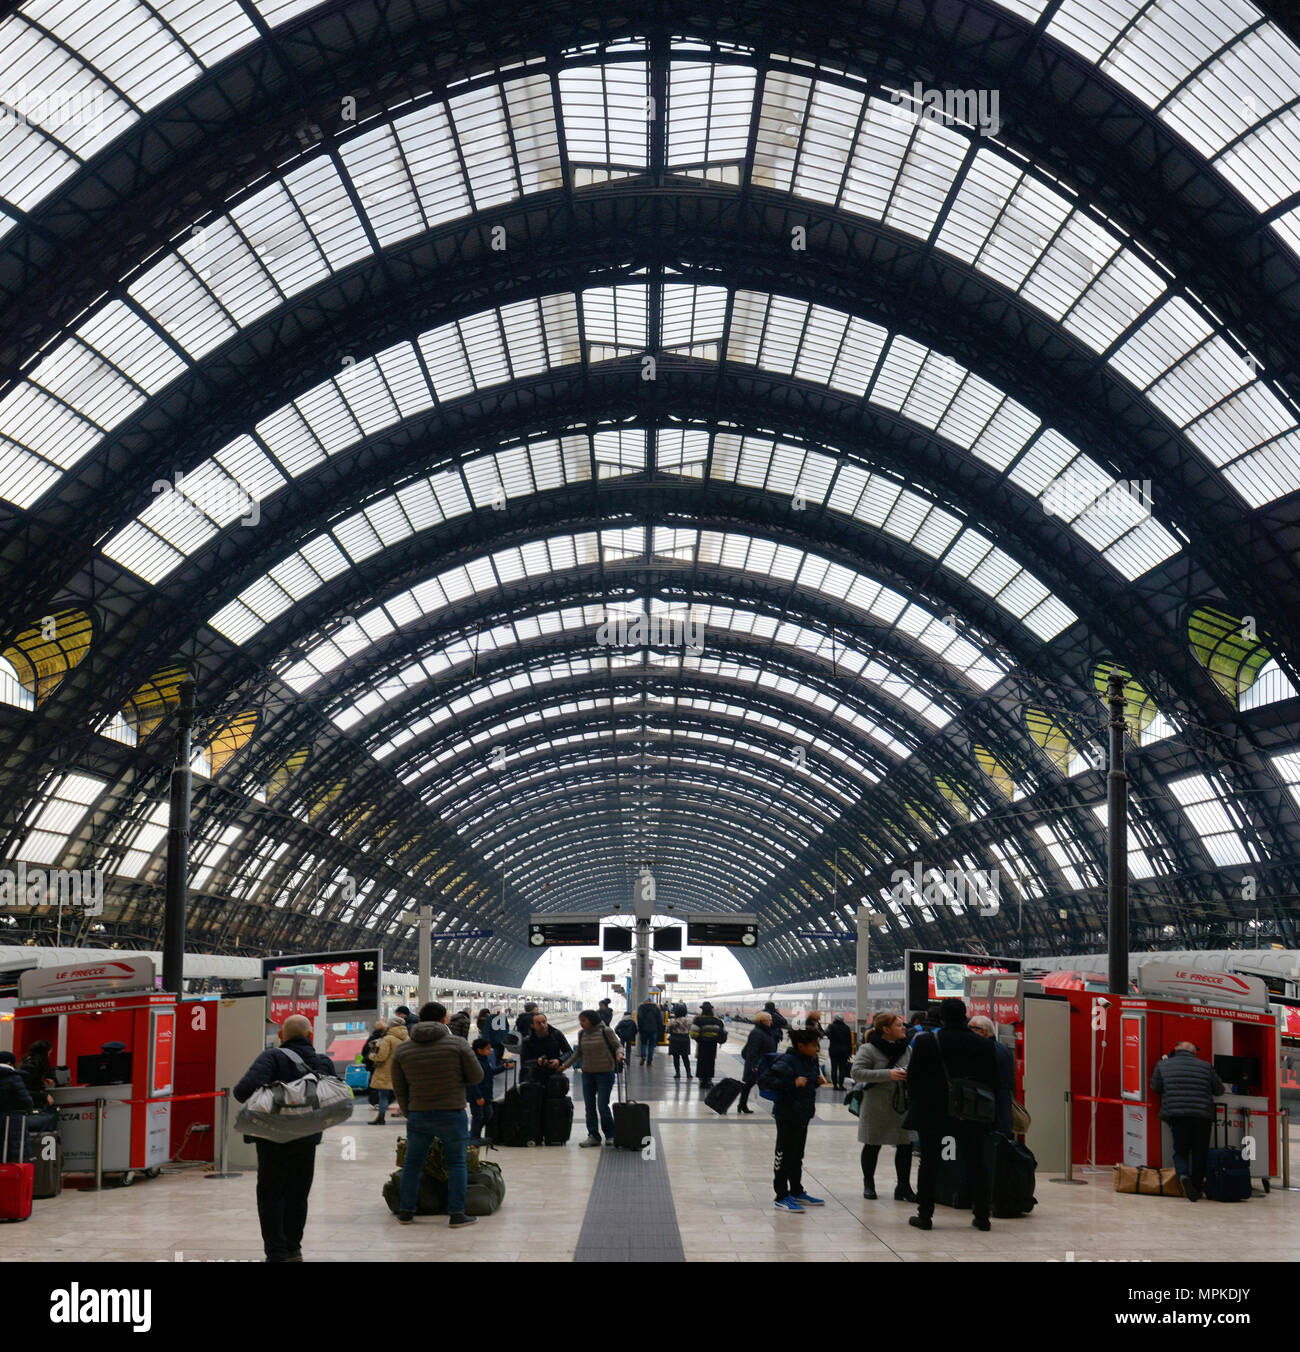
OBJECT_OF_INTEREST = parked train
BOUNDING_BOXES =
[710,949,1300,1027]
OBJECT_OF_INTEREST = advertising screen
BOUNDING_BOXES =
[905,949,1019,1012]
[261,949,382,1016]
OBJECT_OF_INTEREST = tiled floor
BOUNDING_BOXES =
[6,1046,1298,1263]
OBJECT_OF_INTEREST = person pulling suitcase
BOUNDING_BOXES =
[1148,1041,1225,1202]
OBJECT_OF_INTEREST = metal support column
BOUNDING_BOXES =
[162,675,196,997]
[856,905,872,1047]
[1106,669,1130,996]
[417,905,431,1010]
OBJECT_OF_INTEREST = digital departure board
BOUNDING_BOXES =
[687,920,758,947]
[529,921,599,947]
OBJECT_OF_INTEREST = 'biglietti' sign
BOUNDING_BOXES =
[1136,962,1267,1009]
[18,955,156,1001]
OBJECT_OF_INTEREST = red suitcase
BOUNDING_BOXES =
[0,1117,34,1222]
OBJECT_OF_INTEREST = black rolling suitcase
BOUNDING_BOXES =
[705,1078,744,1115]
[1205,1104,1252,1202]
[543,1095,574,1145]
[612,1065,651,1151]
[493,1069,546,1147]
[989,1134,1037,1217]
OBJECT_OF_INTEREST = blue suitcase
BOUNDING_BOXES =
[1204,1106,1251,1202]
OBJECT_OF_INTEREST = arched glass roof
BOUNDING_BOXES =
[0,2,1297,985]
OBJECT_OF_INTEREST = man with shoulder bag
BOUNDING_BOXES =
[902,998,999,1232]
[233,1015,341,1262]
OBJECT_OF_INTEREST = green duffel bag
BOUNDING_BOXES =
[464,1160,506,1216]
[382,1168,449,1216]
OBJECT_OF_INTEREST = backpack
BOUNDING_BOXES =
[755,1052,781,1101]
[234,1047,353,1142]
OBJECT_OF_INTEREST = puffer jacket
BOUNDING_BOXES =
[615,1016,638,1043]
[562,1022,623,1074]
[390,1022,483,1112]
[368,1021,409,1091]
[1149,1051,1225,1121]
[690,1014,727,1044]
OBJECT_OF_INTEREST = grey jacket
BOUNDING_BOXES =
[850,1039,915,1146]
[1149,1051,1224,1121]
[391,1021,483,1112]
[561,1023,623,1074]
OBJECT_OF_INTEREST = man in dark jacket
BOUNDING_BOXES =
[515,1003,538,1039]
[690,1002,728,1089]
[394,1006,417,1030]
[826,1015,853,1090]
[1149,1042,1225,1201]
[391,1002,484,1227]
[598,998,614,1026]
[760,1026,828,1211]
[636,999,664,1067]
[233,1015,337,1262]
[904,998,999,1232]
[764,1002,788,1045]
[615,1013,638,1062]
[521,1012,571,1084]
[737,1012,779,1114]
[970,1015,1016,1137]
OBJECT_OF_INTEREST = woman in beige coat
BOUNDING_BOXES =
[368,1019,409,1124]
[850,1011,916,1200]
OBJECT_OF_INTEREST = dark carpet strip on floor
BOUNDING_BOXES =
[572,1123,685,1263]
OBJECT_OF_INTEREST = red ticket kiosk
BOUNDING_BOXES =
[13,957,176,1184]
[1063,973,1279,1177]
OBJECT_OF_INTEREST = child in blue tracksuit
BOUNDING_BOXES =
[469,1037,514,1142]
[758,1026,829,1211]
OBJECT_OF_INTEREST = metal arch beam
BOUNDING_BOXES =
[2,1,1296,389]
[11,216,1291,651]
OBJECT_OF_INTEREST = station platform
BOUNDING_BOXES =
[6,1044,1297,1265]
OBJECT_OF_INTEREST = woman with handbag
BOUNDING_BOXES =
[849,1012,916,1201]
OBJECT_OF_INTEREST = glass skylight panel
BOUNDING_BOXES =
[153,0,254,64]
[26,336,141,433]
[1272,750,1300,812]
[1090,804,1160,879]
[884,113,968,239]
[667,63,756,167]
[112,800,170,877]
[1060,244,1167,352]
[74,301,186,394]
[752,70,811,191]
[1047,0,1147,64]
[791,80,863,205]
[16,770,105,864]
[558,62,649,166]
[989,837,1046,899]
[342,123,438,247]
[1033,822,1092,889]
[1168,771,1260,866]
[129,253,236,358]
[1101,0,1242,108]
[449,84,518,210]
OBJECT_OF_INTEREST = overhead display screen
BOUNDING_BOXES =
[580,957,602,971]
[653,927,683,952]
[687,921,757,947]
[680,956,703,970]
[904,949,1019,1012]
[261,949,382,1016]
[603,926,633,952]
[529,921,599,947]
